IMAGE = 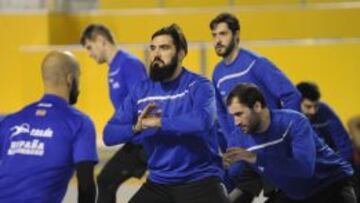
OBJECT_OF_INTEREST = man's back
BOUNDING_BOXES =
[108,50,147,110]
[0,94,98,203]
[311,102,353,161]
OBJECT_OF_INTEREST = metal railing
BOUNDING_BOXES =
[0,0,358,11]
[20,37,360,76]
[114,0,358,8]
[0,0,46,10]
[0,0,96,11]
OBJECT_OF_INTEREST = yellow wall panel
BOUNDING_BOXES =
[99,0,358,9]
[308,0,355,2]
[100,0,159,9]
[17,41,360,136]
[0,14,48,113]
[43,6,360,44]
[1,5,360,130]
[235,0,300,5]
[183,48,202,74]
[165,0,226,7]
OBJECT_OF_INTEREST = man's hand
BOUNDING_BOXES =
[133,103,158,134]
[223,147,257,168]
[142,117,161,129]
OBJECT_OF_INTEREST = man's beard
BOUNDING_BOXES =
[150,54,178,82]
[215,37,236,58]
[96,54,108,64]
[69,79,79,105]
[247,112,261,134]
[306,113,316,121]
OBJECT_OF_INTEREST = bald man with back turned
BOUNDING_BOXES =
[0,51,98,203]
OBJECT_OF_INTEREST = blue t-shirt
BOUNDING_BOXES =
[103,68,223,184]
[311,102,353,161]
[108,50,147,110]
[227,110,353,200]
[212,48,301,147]
[0,94,98,203]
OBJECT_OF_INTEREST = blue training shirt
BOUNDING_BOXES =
[108,50,147,110]
[227,110,353,200]
[311,102,353,161]
[0,115,6,122]
[103,68,223,184]
[212,48,301,146]
[0,94,98,203]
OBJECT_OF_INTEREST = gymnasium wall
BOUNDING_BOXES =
[1,3,359,140]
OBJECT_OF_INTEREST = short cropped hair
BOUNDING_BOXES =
[210,12,240,34]
[297,81,321,101]
[226,83,267,108]
[80,24,115,45]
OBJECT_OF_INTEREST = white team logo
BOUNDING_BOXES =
[109,78,120,89]
[112,82,120,89]
[37,103,53,108]
[10,123,53,138]
[109,68,120,77]
[8,123,53,157]
[8,139,45,156]
[10,123,30,138]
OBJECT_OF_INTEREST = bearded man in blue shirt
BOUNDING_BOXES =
[224,83,356,203]
[103,24,230,203]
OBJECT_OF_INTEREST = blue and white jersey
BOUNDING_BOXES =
[104,68,223,184]
[212,48,301,146]
[0,115,6,123]
[0,94,98,203]
[311,102,353,161]
[108,50,147,110]
[227,110,353,200]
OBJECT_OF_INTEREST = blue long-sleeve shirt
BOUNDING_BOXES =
[103,68,223,184]
[212,48,301,146]
[227,110,353,200]
[0,94,98,203]
[0,115,6,122]
[311,102,353,161]
[108,50,147,110]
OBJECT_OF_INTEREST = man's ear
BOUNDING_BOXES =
[253,101,263,113]
[178,49,186,62]
[234,30,240,44]
[66,73,73,87]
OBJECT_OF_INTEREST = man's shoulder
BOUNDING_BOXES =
[119,50,143,64]
[183,68,212,88]
[318,102,334,114]
[272,109,306,123]
[66,106,94,125]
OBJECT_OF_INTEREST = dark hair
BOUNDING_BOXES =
[226,83,267,108]
[210,12,240,34]
[296,81,321,101]
[151,24,188,55]
[80,24,115,46]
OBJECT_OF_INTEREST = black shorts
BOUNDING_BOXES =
[235,165,275,196]
[100,142,147,179]
[129,177,231,203]
[273,177,357,203]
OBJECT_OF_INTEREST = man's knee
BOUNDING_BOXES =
[97,168,131,189]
